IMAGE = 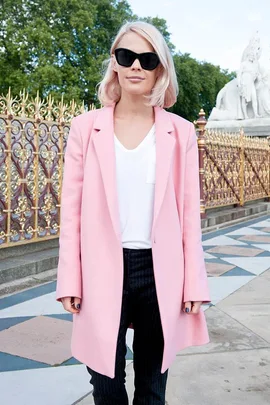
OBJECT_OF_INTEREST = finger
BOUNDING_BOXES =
[73,297,81,311]
[183,301,192,314]
[191,302,201,314]
[63,297,80,314]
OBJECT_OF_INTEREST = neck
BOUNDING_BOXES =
[114,92,154,120]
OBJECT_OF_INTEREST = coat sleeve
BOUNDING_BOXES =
[55,117,83,302]
[182,123,211,304]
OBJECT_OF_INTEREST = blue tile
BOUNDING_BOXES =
[206,250,269,259]
[60,348,133,366]
[203,246,217,251]
[0,281,56,310]
[228,235,270,245]
[221,268,256,277]
[46,313,73,322]
[202,215,270,241]
[0,351,50,372]
[239,239,270,244]
[0,316,35,332]
[225,235,246,240]
[205,258,233,265]
[256,251,270,257]
[126,346,133,360]
[61,357,81,366]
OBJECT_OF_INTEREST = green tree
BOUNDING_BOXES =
[0,0,234,117]
[0,0,133,106]
[171,53,235,121]
[140,16,175,53]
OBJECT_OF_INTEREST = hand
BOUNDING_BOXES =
[61,297,81,314]
[182,301,202,315]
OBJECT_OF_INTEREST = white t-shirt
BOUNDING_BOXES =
[114,125,156,249]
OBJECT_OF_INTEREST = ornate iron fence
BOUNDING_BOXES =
[0,91,269,248]
[0,89,94,248]
[195,109,270,217]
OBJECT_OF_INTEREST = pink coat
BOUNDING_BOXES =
[56,103,211,378]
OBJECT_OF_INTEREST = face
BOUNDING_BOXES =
[112,32,160,98]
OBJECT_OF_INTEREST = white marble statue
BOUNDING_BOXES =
[209,33,270,122]
[237,34,262,119]
[257,63,270,116]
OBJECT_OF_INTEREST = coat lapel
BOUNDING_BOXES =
[91,104,176,242]
[92,105,122,240]
[152,106,176,235]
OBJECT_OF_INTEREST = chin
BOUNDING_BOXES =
[124,86,150,97]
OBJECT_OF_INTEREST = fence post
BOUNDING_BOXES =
[239,128,245,206]
[194,109,207,219]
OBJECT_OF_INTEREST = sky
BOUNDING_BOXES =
[127,0,270,73]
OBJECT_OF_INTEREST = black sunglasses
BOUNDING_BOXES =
[114,48,160,71]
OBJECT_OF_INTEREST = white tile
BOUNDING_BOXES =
[0,361,134,405]
[0,292,65,319]
[221,257,270,275]
[208,276,255,304]
[249,220,270,228]
[252,244,270,252]
[226,227,269,236]
[204,252,216,259]
[0,364,91,405]
[126,328,134,352]
[202,235,247,246]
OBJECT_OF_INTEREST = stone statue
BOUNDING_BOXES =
[237,33,262,119]
[256,63,270,116]
[208,33,270,125]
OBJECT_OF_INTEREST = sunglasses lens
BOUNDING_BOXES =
[115,48,160,71]
[115,49,134,67]
[140,53,160,70]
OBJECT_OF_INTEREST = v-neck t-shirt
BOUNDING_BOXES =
[114,124,156,249]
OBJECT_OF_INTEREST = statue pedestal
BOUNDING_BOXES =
[206,118,270,137]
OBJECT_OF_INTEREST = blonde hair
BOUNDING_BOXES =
[97,21,178,108]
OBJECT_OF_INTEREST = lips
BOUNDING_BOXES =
[127,77,144,80]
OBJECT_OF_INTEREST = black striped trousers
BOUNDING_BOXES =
[86,247,168,405]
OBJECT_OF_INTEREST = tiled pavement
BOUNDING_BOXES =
[0,215,270,405]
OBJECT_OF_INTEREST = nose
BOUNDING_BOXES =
[131,58,142,70]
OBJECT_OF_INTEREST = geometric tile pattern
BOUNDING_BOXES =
[0,365,92,405]
[0,214,269,404]
[221,268,256,277]
[220,257,270,275]
[237,235,270,243]
[226,227,269,236]
[252,244,270,252]
[207,275,255,305]
[249,220,270,228]
[206,245,264,257]
[0,292,67,319]
[202,235,247,246]
[0,316,72,365]
[206,261,235,276]
[204,252,216,259]
[0,316,34,332]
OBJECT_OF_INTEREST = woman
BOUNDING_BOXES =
[56,21,210,405]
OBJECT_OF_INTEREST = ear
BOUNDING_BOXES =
[111,54,118,73]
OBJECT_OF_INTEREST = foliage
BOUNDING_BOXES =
[171,53,236,121]
[0,0,234,119]
[0,0,134,105]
